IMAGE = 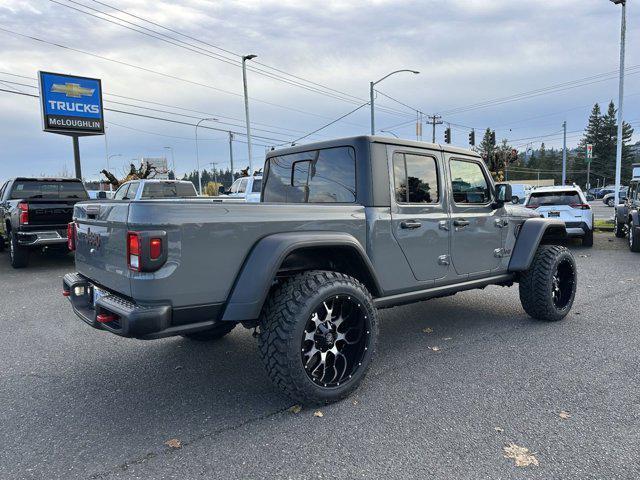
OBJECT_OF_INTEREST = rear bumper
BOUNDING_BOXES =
[17,230,67,246]
[63,273,223,339]
[564,221,591,237]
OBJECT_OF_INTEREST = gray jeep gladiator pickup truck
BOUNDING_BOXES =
[63,136,576,404]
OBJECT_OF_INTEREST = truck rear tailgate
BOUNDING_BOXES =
[25,199,75,229]
[74,201,132,297]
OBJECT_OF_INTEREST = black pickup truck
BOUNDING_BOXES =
[0,177,89,268]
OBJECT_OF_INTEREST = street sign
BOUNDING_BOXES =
[38,71,104,136]
[586,144,593,161]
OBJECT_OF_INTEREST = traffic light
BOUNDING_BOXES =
[469,130,475,146]
[490,130,496,146]
[444,127,451,144]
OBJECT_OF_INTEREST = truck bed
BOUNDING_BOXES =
[74,199,367,309]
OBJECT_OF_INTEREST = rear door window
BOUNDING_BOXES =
[263,146,356,203]
[527,191,581,207]
[251,178,262,193]
[237,178,248,194]
[392,153,439,204]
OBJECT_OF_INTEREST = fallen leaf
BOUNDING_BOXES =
[352,399,359,406]
[314,410,324,418]
[164,439,182,449]
[174,365,183,371]
[289,405,302,414]
[559,410,571,419]
[422,327,433,334]
[443,337,452,341]
[503,443,539,467]
[429,346,440,352]
[494,426,504,433]
[578,254,590,258]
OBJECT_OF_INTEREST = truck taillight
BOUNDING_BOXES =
[18,202,28,225]
[127,232,140,271]
[67,222,76,251]
[150,238,162,260]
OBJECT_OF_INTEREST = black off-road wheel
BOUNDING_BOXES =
[0,235,5,252]
[181,322,236,341]
[629,220,640,252]
[9,232,29,268]
[614,216,626,238]
[582,228,593,247]
[258,270,378,405]
[519,245,577,322]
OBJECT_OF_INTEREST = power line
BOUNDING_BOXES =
[440,65,640,116]
[50,0,413,120]
[87,0,379,107]
[0,26,372,126]
[0,72,313,136]
[0,87,291,143]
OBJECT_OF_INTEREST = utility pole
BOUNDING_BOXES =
[562,121,567,185]
[611,0,626,207]
[428,114,443,143]
[242,54,257,174]
[228,131,235,182]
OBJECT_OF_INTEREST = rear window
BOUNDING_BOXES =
[263,146,356,203]
[527,191,581,207]
[10,181,88,200]
[141,182,197,198]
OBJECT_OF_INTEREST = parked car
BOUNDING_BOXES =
[63,136,576,404]
[602,187,628,207]
[0,177,88,268]
[509,183,532,204]
[225,175,262,202]
[112,179,197,200]
[525,185,594,246]
[614,164,640,252]
[595,185,617,199]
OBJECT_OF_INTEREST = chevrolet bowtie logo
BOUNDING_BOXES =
[51,82,95,98]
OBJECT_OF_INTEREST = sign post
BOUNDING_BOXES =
[38,71,105,179]
[585,144,593,190]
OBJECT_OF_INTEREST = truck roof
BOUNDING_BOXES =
[266,135,482,159]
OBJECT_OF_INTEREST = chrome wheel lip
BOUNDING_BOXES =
[301,294,370,389]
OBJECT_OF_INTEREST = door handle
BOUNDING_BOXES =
[400,220,422,229]
[453,219,470,227]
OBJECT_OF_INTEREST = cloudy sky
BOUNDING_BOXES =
[0,0,638,182]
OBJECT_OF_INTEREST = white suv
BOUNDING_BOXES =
[525,185,594,247]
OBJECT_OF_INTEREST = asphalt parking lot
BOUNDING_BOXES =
[1,234,638,479]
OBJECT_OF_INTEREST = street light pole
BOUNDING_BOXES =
[369,69,420,135]
[611,0,627,207]
[228,131,235,180]
[163,146,176,177]
[242,54,257,174]
[195,117,218,195]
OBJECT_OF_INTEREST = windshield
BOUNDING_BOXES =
[527,191,581,207]
[10,181,88,200]
[141,182,197,198]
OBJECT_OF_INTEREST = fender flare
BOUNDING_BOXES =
[221,231,381,322]
[629,209,640,227]
[508,218,567,272]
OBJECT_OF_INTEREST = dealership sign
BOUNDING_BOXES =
[38,71,104,135]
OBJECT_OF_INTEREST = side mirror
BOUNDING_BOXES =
[493,183,512,208]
